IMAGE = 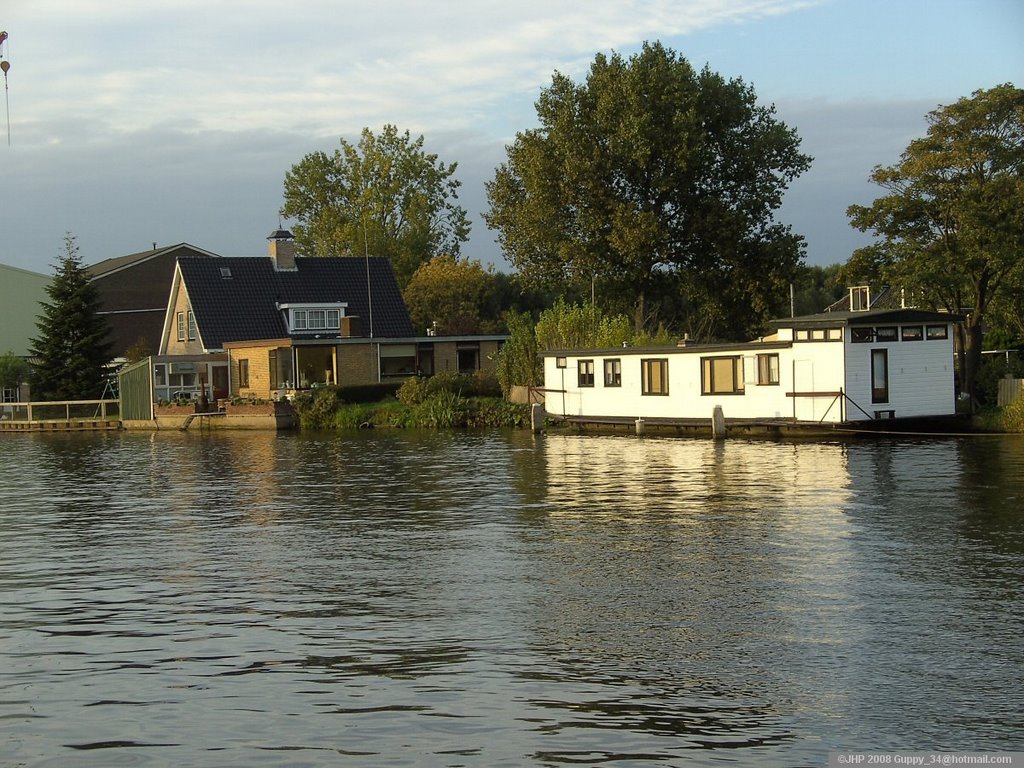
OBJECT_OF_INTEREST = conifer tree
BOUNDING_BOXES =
[30,234,113,400]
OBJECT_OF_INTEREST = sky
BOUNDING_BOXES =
[0,0,1021,276]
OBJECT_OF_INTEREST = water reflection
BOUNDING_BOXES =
[0,431,1022,767]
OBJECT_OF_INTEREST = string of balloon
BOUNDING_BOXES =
[0,30,10,146]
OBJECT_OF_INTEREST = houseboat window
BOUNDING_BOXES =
[641,359,669,396]
[556,357,567,369]
[238,359,250,389]
[871,349,889,403]
[827,328,843,341]
[926,325,948,340]
[578,360,595,387]
[604,359,621,387]
[851,327,873,343]
[701,356,744,395]
[757,354,780,386]
[176,311,186,342]
[901,326,923,341]
[794,329,810,341]
[811,329,826,340]
[187,311,197,341]
[875,326,898,342]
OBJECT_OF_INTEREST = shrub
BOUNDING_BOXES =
[293,386,341,430]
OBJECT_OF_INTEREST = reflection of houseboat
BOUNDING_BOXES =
[542,291,961,435]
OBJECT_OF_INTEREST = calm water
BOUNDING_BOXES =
[1,429,1023,767]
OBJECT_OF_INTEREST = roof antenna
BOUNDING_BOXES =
[1,31,11,146]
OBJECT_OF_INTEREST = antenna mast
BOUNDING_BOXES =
[0,31,10,146]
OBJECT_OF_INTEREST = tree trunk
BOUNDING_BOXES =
[962,315,984,410]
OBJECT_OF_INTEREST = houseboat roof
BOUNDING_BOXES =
[774,308,963,327]
[540,339,793,357]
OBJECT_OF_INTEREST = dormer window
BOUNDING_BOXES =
[849,286,870,312]
[279,303,347,334]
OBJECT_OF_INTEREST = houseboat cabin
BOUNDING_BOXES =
[542,307,959,425]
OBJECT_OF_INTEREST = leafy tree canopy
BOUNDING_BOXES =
[29,233,113,400]
[281,124,471,289]
[847,83,1024,401]
[485,41,811,339]
[403,255,496,335]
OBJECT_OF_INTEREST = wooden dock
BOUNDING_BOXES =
[0,399,121,432]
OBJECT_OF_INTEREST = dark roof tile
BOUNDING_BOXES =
[178,256,413,349]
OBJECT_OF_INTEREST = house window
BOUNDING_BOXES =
[875,326,898,342]
[757,354,780,385]
[556,357,567,369]
[604,359,621,387]
[176,311,186,342]
[702,356,744,395]
[901,326,923,341]
[187,311,197,341]
[795,329,810,341]
[927,325,948,340]
[871,349,889,403]
[850,286,870,312]
[327,309,340,329]
[238,359,250,389]
[642,358,669,396]
[457,345,479,373]
[827,328,844,341]
[811,329,826,340]
[851,327,873,343]
[293,310,307,330]
[578,360,595,387]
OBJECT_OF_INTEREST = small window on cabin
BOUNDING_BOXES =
[795,329,810,341]
[556,357,567,369]
[827,328,843,341]
[757,354,780,386]
[811,329,826,340]
[926,325,948,340]
[701,356,744,395]
[851,327,873,343]
[578,360,595,387]
[875,327,898,342]
[604,359,621,387]
[901,326,923,341]
[642,359,669,395]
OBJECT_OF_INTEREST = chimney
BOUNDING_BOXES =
[267,228,297,271]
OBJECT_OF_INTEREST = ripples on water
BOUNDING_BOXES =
[1,430,1023,767]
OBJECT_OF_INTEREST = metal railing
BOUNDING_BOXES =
[0,399,121,423]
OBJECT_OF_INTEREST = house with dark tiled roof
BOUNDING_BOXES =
[157,230,505,400]
[88,243,218,359]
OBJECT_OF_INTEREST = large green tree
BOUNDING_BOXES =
[847,84,1024,402]
[485,42,811,339]
[403,255,496,335]
[281,124,471,289]
[30,234,113,400]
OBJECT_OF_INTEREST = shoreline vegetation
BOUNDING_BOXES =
[291,371,531,431]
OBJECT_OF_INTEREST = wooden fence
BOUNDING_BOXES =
[998,378,1024,408]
